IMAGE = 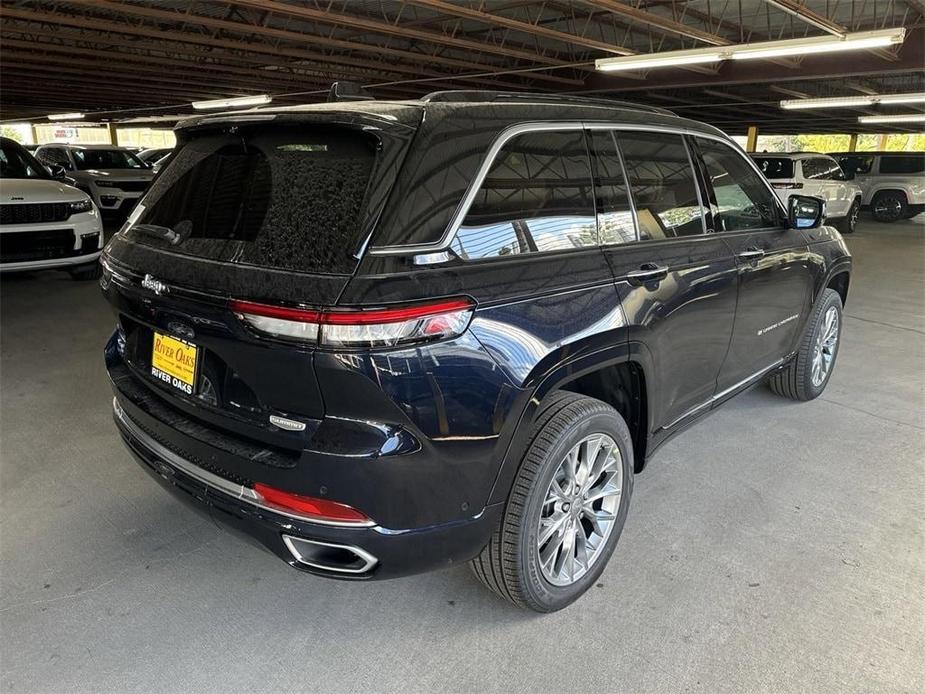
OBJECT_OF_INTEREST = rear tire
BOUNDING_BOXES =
[768,288,843,401]
[871,191,907,223]
[471,391,633,612]
[69,262,101,281]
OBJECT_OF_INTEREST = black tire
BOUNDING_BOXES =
[69,262,102,280]
[768,288,843,401]
[471,391,634,612]
[871,191,908,223]
[837,199,860,234]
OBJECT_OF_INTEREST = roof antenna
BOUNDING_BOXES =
[328,81,375,102]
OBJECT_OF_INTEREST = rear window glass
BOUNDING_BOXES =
[753,158,794,179]
[879,155,925,175]
[128,127,377,274]
[73,148,146,170]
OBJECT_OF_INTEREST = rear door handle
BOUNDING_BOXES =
[626,264,669,285]
[737,248,765,261]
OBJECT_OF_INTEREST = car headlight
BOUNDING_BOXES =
[69,199,94,214]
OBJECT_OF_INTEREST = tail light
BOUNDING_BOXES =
[252,483,371,525]
[772,182,803,190]
[230,297,476,348]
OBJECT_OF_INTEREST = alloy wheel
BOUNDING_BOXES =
[811,306,839,387]
[537,434,623,586]
[874,197,902,222]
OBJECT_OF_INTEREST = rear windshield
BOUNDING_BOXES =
[753,157,794,179]
[127,127,378,274]
[73,148,146,170]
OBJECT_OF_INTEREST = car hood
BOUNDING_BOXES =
[0,178,89,203]
[72,169,154,180]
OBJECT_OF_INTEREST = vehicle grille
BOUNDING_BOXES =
[0,229,75,263]
[0,202,71,225]
[107,180,149,192]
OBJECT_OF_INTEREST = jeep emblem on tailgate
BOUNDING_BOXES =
[142,274,169,296]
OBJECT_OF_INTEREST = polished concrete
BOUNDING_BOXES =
[2,216,923,694]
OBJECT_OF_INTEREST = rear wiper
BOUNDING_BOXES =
[131,223,183,245]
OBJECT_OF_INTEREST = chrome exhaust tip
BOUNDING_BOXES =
[282,535,378,575]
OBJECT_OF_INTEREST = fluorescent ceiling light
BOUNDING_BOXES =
[877,93,925,106]
[596,48,724,72]
[780,96,873,110]
[858,114,925,124]
[595,28,905,73]
[47,112,85,121]
[191,95,272,110]
[729,28,904,60]
[780,91,925,110]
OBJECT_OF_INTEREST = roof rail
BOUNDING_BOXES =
[421,90,674,116]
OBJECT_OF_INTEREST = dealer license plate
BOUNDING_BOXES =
[150,331,198,395]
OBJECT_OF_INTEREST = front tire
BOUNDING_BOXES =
[471,392,633,612]
[871,191,907,223]
[768,288,843,401]
[838,199,860,234]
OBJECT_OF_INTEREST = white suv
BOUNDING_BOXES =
[751,152,863,234]
[1,137,103,279]
[832,152,925,223]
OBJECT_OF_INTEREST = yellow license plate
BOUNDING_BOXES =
[151,331,198,395]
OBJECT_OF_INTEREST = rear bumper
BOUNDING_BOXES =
[112,394,502,580]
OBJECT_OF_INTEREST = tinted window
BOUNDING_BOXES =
[452,130,596,259]
[802,157,844,180]
[837,155,874,176]
[588,130,636,245]
[130,127,378,274]
[72,148,145,170]
[753,157,794,179]
[619,132,705,240]
[0,140,50,180]
[697,138,783,232]
[879,155,925,175]
[37,147,70,169]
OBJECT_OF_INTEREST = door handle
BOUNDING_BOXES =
[737,248,765,261]
[626,264,669,285]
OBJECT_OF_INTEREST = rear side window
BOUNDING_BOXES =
[73,148,145,170]
[619,132,705,239]
[837,155,874,176]
[129,127,377,274]
[879,155,925,175]
[451,130,596,260]
[696,138,783,232]
[587,130,637,245]
[753,158,794,179]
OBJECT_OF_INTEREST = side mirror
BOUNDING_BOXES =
[789,195,825,230]
[48,164,67,179]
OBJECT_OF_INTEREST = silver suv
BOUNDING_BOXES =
[833,152,925,222]
[34,145,154,224]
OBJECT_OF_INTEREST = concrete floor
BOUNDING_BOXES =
[2,216,923,694]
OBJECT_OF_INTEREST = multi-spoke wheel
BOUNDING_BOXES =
[871,191,907,223]
[537,434,623,586]
[471,392,633,612]
[769,287,843,401]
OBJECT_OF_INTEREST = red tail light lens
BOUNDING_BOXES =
[252,483,371,524]
[230,297,475,347]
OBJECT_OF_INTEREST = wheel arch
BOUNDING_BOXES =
[826,270,850,307]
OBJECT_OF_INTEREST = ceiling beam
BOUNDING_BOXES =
[580,0,733,45]
[401,0,635,56]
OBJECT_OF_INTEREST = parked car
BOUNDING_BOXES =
[34,144,154,224]
[137,147,173,164]
[832,151,925,222]
[101,92,851,612]
[0,137,102,279]
[751,152,863,233]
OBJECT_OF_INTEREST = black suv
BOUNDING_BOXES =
[101,92,851,612]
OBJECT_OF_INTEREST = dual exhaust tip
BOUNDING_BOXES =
[282,535,378,575]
